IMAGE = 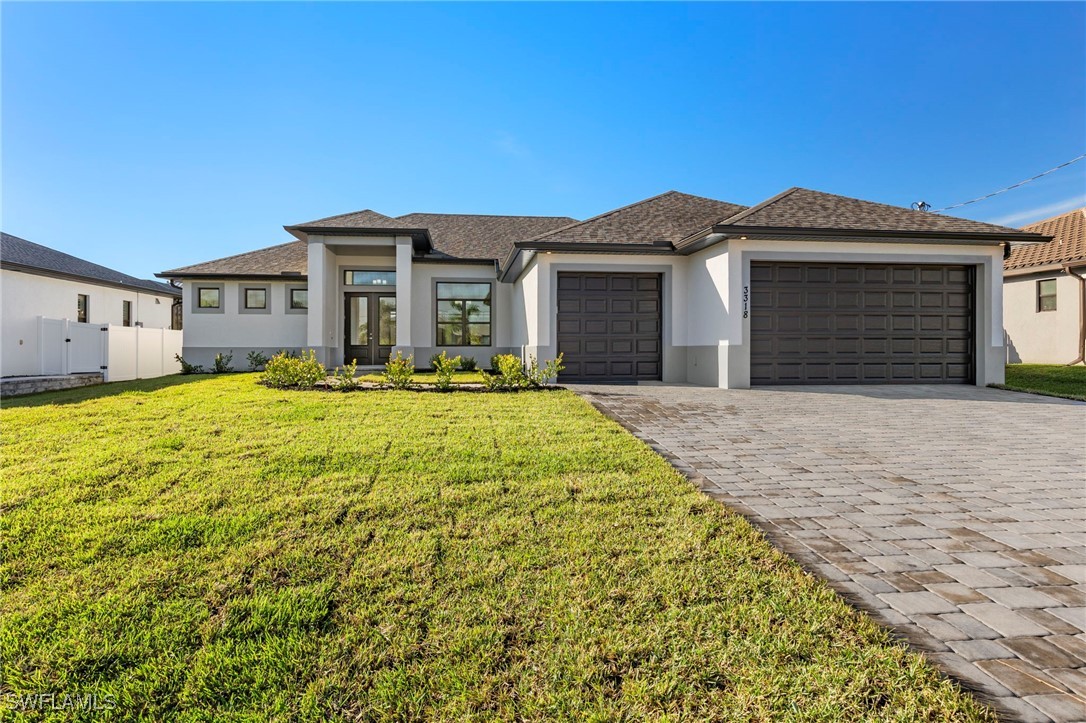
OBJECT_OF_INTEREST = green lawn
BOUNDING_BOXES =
[999,363,1086,401]
[1,375,992,720]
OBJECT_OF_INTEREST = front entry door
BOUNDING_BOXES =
[344,293,396,365]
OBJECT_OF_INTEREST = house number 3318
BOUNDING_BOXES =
[742,286,749,319]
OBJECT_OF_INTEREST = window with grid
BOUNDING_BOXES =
[1038,279,1057,312]
[436,282,491,346]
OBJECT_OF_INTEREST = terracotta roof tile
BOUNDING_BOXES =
[1005,208,1086,270]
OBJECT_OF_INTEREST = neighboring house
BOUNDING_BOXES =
[158,188,1044,387]
[1,232,181,377]
[1003,207,1086,364]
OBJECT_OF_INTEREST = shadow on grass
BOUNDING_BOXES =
[1,374,215,408]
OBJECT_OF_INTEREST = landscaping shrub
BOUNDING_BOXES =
[332,359,359,391]
[525,353,565,388]
[383,352,414,390]
[431,351,461,392]
[459,356,477,371]
[212,352,234,374]
[483,354,564,391]
[246,350,269,372]
[260,350,325,389]
[174,354,203,375]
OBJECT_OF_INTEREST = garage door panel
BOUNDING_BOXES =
[557,272,662,382]
[751,263,974,385]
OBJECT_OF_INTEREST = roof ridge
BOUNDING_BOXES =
[160,240,302,274]
[295,208,394,226]
[716,187,800,226]
[1021,206,1086,230]
[523,190,685,243]
[398,212,576,220]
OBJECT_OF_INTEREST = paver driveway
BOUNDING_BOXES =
[574,383,1086,723]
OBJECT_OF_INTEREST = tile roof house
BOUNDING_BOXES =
[159,187,1045,387]
[1,233,182,378]
[1003,207,1086,364]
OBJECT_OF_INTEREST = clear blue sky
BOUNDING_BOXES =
[3,2,1084,280]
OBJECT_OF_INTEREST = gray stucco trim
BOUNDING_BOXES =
[191,282,225,314]
[238,283,272,315]
[431,277,496,349]
[285,284,309,315]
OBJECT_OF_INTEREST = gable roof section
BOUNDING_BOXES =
[712,187,1036,237]
[2,232,180,296]
[524,191,746,247]
[1005,207,1086,271]
[400,214,578,261]
[158,241,308,278]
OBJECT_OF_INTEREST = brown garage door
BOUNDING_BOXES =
[750,262,974,384]
[557,272,662,381]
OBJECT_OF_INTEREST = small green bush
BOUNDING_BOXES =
[431,351,462,392]
[383,352,414,390]
[212,352,234,374]
[459,356,477,371]
[482,353,563,391]
[525,353,565,388]
[175,354,203,375]
[489,354,503,372]
[332,358,359,391]
[260,350,326,389]
[247,350,269,372]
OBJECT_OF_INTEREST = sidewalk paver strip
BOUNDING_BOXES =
[573,383,1086,723]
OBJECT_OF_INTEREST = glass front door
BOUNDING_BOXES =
[344,293,396,365]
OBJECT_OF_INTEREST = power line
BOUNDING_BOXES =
[930,153,1086,213]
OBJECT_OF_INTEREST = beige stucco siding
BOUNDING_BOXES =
[1003,270,1083,364]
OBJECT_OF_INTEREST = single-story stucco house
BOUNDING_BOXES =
[2,232,182,379]
[158,188,1047,387]
[1003,207,1085,364]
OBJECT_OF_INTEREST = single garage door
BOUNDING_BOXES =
[557,272,662,382]
[750,262,974,384]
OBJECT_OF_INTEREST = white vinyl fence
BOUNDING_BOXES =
[37,317,182,381]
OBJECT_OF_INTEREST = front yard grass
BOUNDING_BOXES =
[998,363,1086,401]
[1,374,992,720]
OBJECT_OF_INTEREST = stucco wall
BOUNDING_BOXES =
[410,262,513,367]
[180,279,307,367]
[1003,270,1083,364]
[1,268,176,377]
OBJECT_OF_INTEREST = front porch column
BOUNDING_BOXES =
[394,236,414,360]
[307,240,336,365]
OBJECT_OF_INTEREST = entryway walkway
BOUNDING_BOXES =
[573,383,1086,723]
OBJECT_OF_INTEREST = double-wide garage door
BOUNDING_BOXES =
[557,272,662,382]
[750,262,975,384]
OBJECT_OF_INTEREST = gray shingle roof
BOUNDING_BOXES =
[716,187,1030,236]
[2,232,180,296]
[526,191,746,246]
[291,209,398,229]
[1006,207,1086,270]
[402,214,578,261]
[159,241,308,277]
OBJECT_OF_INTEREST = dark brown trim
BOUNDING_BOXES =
[156,272,308,281]
[3,261,181,297]
[702,225,1050,244]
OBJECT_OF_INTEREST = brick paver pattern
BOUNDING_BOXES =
[574,383,1086,723]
